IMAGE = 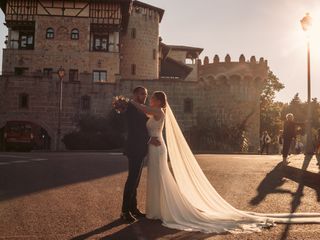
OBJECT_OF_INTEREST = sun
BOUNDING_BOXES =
[305,13,320,43]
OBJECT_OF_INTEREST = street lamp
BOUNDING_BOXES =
[300,13,313,155]
[57,66,65,151]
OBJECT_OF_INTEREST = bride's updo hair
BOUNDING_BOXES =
[153,91,167,109]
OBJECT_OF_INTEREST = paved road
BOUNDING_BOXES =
[0,152,320,240]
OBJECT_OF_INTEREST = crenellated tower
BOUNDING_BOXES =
[198,54,269,150]
[120,1,164,80]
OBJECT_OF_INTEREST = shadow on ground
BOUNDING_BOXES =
[0,153,131,202]
[71,218,222,240]
[250,154,320,206]
[251,154,320,240]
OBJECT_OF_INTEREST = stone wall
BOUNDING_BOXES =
[0,75,201,150]
[0,73,116,150]
[117,79,201,131]
[0,63,266,151]
[198,54,268,149]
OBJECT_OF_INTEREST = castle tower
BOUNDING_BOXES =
[120,1,164,80]
[198,54,269,150]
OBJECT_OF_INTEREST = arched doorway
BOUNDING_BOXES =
[1,121,52,152]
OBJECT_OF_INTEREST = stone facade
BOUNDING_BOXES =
[199,55,268,149]
[120,2,160,80]
[0,0,268,152]
[3,15,122,82]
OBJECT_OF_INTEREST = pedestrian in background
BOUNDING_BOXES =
[278,130,283,154]
[314,128,320,172]
[260,131,271,155]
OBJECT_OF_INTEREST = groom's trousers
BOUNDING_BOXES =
[121,155,145,213]
[282,137,293,158]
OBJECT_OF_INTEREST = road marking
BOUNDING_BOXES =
[0,158,48,166]
[11,160,30,163]
[0,162,10,165]
[0,155,30,159]
[231,156,280,159]
[30,158,48,161]
[107,153,123,156]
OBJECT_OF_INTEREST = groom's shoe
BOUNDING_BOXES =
[130,209,146,218]
[120,212,136,223]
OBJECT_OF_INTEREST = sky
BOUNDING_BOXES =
[1,0,320,103]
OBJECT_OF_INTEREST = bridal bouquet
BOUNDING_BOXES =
[112,95,129,114]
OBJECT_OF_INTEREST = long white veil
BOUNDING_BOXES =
[165,103,320,224]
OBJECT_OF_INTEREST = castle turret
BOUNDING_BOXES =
[120,1,164,80]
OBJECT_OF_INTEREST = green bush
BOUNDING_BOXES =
[62,111,126,150]
[190,120,248,153]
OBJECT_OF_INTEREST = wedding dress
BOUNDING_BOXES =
[145,104,320,233]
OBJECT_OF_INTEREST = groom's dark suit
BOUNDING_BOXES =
[122,102,149,213]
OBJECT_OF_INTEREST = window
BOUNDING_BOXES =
[131,64,136,75]
[19,32,34,49]
[184,98,193,113]
[19,93,29,109]
[93,71,107,83]
[142,8,147,15]
[71,28,79,40]
[153,49,157,60]
[81,96,91,111]
[14,67,28,76]
[93,35,108,51]
[69,69,79,82]
[43,68,53,78]
[46,28,54,39]
[90,24,119,52]
[131,28,136,39]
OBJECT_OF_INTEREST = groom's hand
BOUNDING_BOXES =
[149,137,161,147]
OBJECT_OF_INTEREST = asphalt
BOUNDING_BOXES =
[0,152,320,240]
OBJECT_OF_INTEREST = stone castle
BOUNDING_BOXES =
[0,0,268,151]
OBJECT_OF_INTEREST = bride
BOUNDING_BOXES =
[129,91,320,233]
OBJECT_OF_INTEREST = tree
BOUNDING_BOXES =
[62,110,126,150]
[282,93,306,123]
[261,70,285,106]
[311,98,320,130]
[260,70,285,142]
[281,96,320,134]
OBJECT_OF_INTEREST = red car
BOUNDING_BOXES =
[3,121,35,151]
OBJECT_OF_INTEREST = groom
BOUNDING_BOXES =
[121,86,160,223]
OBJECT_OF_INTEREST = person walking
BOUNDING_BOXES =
[282,113,296,164]
[314,128,320,172]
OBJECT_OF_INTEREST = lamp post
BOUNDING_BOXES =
[300,13,313,155]
[57,66,65,151]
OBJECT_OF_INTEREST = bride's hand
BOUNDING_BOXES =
[149,137,161,147]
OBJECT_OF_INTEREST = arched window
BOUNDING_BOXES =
[19,93,29,109]
[81,95,91,111]
[71,28,79,40]
[46,28,54,39]
[184,98,193,114]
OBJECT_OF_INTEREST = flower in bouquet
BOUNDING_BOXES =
[112,95,129,114]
